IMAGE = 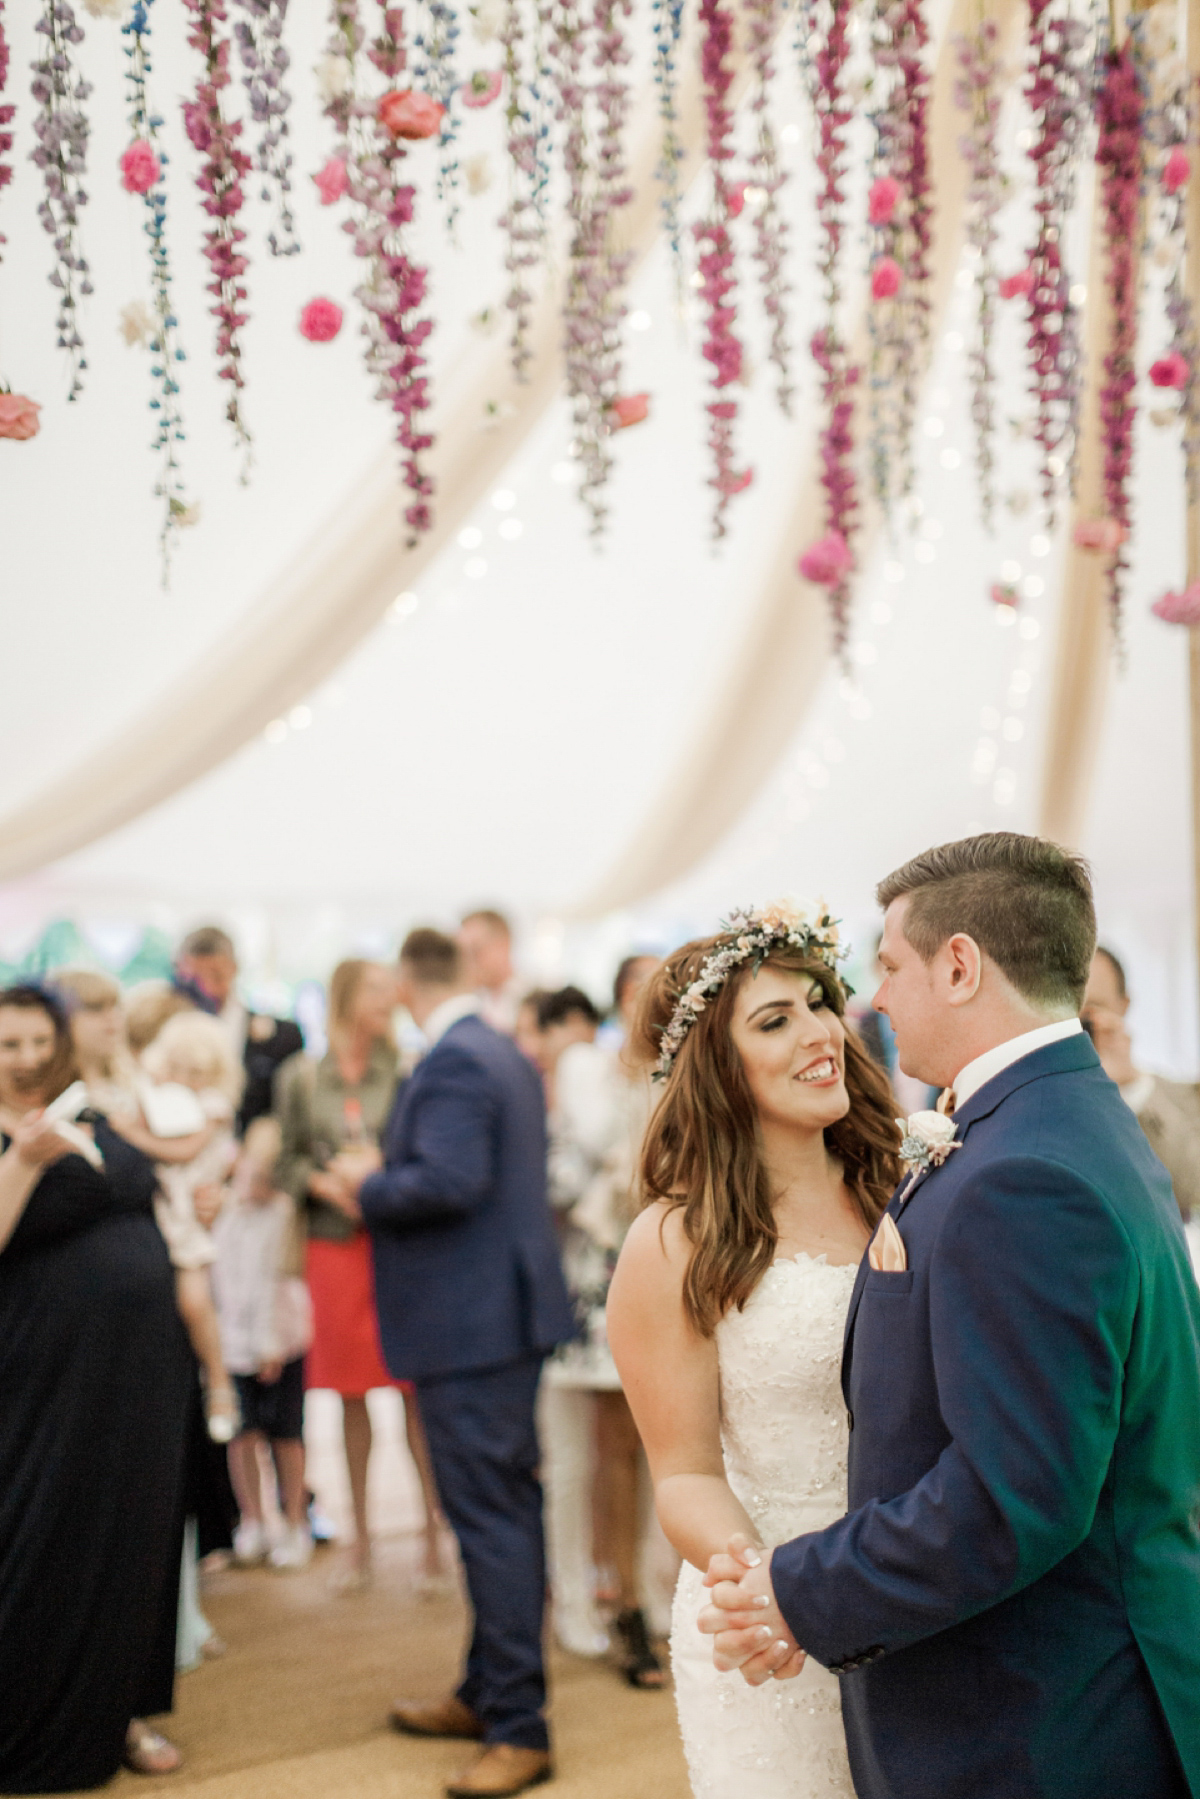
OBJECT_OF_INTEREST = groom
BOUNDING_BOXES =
[701,833,1200,1797]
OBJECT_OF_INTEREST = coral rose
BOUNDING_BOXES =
[299,298,344,343]
[312,156,348,205]
[798,530,853,587]
[1164,147,1190,194]
[1150,351,1189,389]
[610,392,649,429]
[462,70,503,108]
[1152,582,1200,626]
[1073,517,1127,554]
[378,89,446,140]
[0,393,42,440]
[998,268,1035,300]
[868,176,901,225]
[120,139,161,195]
[871,257,902,300]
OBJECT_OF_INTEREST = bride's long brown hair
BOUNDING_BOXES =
[635,937,902,1337]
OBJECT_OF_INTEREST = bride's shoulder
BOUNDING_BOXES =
[610,1201,690,1308]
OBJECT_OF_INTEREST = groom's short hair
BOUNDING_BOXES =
[876,833,1096,1008]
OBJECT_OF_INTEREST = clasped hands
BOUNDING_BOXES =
[310,1147,383,1221]
[697,1532,807,1685]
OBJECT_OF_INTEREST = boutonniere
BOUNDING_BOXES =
[896,1109,960,1179]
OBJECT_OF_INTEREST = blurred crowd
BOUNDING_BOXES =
[1,909,1196,1798]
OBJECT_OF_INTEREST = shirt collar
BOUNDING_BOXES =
[952,1017,1083,1110]
[422,993,482,1047]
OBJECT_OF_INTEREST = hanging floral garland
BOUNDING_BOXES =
[744,0,793,415]
[1093,40,1141,639]
[953,9,1004,529]
[651,0,686,302]
[413,0,462,232]
[122,0,192,575]
[31,0,93,402]
[864,0,930,514]
[0,1,14,261]
[695,0,752,539]
[233,0,300,257]
[182,0,253,458]
[797,0,858,650]
[498,0,542,381]
[1021,0,1094,524]
[323,0,437,542]
[1133,2,1198,507]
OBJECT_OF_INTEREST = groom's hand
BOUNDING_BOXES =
[697,1533,806,1685]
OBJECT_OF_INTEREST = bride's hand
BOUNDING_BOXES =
[698,1532,806,1684]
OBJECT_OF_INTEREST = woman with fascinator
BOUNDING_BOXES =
[607,906,900,1798]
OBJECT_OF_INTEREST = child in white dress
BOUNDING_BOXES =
[141,1011,242,1442]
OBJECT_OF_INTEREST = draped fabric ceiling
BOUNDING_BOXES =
[1,0,1197,1072]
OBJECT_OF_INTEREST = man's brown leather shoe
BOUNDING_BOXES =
[389,1695,484,1740]
[444,1745,553,1796]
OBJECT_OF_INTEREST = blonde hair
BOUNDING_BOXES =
[54,967,132,1086]
[125,983,195,1056]
[241,1114,282,1175]
[328,959,396,1046]
[144,1009,244,1105]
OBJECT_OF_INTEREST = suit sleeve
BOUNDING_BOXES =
[359,1047,495,1228]
[771,1157,1139,1667]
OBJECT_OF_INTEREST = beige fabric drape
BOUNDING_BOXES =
[577,0,1021,913]
[0,41,744,885]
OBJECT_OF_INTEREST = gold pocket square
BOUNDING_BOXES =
[869,1213,907,1273]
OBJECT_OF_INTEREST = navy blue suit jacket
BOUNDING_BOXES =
[771,1034,1200,1798]
[359,1014,574,1382]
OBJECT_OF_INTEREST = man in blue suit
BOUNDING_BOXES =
[338,928,573,1799]
[701,833,1200,1797]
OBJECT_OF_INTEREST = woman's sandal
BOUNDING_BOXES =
[612,1607,667,1689]
[123,1722,183,1776]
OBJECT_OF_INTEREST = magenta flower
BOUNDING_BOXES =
[1150,352,1189,390]
[998,268,1035,300]
[1164,146,1190,195]
[871,257,903,300]
[312,155,348,205]
[798,529,853,587]
[299,296,343,342]
[461,69,502,108]
[1152,582,1200,625]
[868,176,901,225]
[120,138,161,195]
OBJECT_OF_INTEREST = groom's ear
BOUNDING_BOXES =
[942,934,984,1007]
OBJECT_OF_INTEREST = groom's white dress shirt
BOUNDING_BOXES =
[422,993,482,1048]
[951,1018,1082,1111]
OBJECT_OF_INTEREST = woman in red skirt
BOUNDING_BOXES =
[276,960,444,1589]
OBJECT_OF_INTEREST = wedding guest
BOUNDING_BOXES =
[212,1118,314,1570]
[543,956,667,1686]
[174,927,303,1132]
[335,928,574,1799]
[275,958,444,1590]
[513,990,551,1071]
[125,981,194,1057]
[1083,945,1200,1217]
[459,909,521,1034]
[0,984,191,1787]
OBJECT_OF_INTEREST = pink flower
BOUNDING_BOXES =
[717,467,754,496]
[1150,351,1189,389]
[461,70,502,108]
[299,297,344,343]
[0,393,41,441]
[378,89,446,140]
[726,182,747,218]
[871,257,902,300]
[798,529,853,586]
[312,156,348,205]
[998,268,1035,300]
[868,176,901,225]
[990,582,1019,608]
[120,140,161,195]
[1073,517,1127,554]
[1152,582,1200,625]
[1164,147,1190,195]
[610,392,649,429]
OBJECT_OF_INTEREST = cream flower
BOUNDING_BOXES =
[470,0,506,42]
[464,154,493,195]
[83,0,125,18]
[904,1110,957,1150]
[119,300,155,346]
[315,54,352,103]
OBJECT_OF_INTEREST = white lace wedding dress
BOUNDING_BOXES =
[670,1253,858,1798]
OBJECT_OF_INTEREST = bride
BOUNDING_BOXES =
[607,905,900,1798]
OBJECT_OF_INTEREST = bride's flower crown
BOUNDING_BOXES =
[654,901,850,1082]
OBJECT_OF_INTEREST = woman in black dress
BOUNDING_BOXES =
[0,985,192,1791]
